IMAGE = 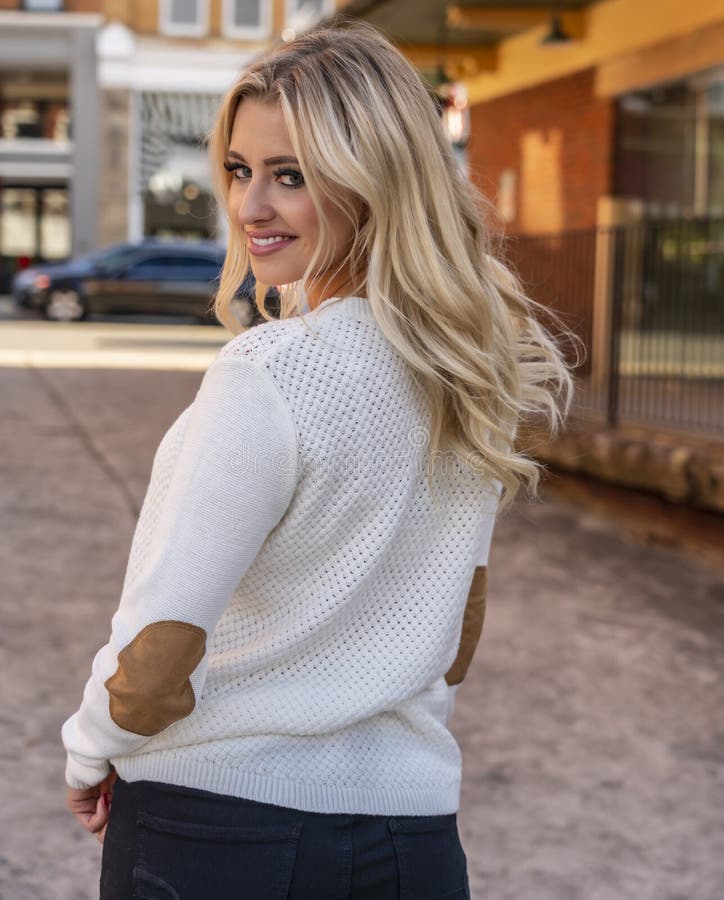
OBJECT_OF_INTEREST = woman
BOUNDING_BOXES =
[63,24,571,899]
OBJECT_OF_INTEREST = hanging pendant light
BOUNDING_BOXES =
[439,81,471,148]
[433,13,470,150]
[541,7,572,45]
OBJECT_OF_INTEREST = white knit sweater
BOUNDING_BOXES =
[62,295,499,815]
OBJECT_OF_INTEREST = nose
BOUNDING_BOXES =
[236,178,274,226]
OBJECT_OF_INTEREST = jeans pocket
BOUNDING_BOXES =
[389,815,470,900]
[133,812,302,900]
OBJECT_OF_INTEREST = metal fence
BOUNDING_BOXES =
[504,217,724,438]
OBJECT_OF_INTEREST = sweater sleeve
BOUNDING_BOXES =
[62,356,298,789]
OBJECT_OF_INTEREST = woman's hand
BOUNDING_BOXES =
[66,769,117,844]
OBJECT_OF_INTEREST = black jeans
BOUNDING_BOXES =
[100,779,471,900]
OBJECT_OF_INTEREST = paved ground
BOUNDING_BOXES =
[1,361,723,900]
[0,316,225,372]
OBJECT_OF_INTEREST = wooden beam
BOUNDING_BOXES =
[447,5,587,40]
[596,17,724,97]
[465,0,724,105]
[398,43,498,76]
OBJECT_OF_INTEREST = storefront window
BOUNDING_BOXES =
[139,92,221,239]
[144,147,216,240]
[0,187,70,290]
[1,189,37,258]
[40,189,71,259]
[707,81,724,215]
[615,75,724,216]
[144,176,216,241]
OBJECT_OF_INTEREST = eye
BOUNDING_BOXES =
[223,162,251,180]
[274,168,305,189]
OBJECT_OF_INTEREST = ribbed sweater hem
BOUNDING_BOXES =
[113,755,461,817]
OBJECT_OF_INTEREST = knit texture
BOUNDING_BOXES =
[62,295,499,815]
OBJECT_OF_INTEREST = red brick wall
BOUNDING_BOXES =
[468,68,614,235]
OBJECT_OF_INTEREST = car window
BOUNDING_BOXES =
[175,257,223,281]
[126,255,221,282]
[94,245,143,274]
[124,257,176,280]
[96,244,134,263]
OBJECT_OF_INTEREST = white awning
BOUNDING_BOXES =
[139,91,222,191]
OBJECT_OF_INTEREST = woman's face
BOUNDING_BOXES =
[226,99,358,306]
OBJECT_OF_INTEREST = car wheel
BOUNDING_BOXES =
[45,289,87,322]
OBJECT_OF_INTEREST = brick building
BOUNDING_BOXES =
[469,68,614,234]
[342,0,724,232]
[461,1,724,236]
[341,0,724,431]
[454,0,724,396]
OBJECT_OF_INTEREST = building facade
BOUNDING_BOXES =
[455,0,724,397]
[322,0,724,442]
[0,0,102,290]
[461,0,724,234]
[97,0,337,248]
[0,0,338,290]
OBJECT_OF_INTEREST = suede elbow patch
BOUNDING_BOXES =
[445,566,487,686]
[105,621,207,736]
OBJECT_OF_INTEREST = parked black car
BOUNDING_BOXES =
[12,242,136,312]
[12,239,277,325]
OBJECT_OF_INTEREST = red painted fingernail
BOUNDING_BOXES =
[102,792,109,809]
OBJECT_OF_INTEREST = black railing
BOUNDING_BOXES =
[505,218,724,438]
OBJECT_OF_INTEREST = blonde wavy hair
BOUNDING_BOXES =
[208,22,573,506]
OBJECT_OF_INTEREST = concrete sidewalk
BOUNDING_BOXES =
[1,364,723,900]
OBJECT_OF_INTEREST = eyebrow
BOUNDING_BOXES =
[226,150,299,165]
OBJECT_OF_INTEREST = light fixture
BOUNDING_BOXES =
[434,14,470,150]
[540,7,572,45]
[438,81,471,149]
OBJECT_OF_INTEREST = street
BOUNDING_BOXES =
[0,320,723,899]
[0,296,225,372]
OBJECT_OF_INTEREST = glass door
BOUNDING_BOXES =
[0,186,70,292]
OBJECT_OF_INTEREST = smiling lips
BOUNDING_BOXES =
[247,232,297,256]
